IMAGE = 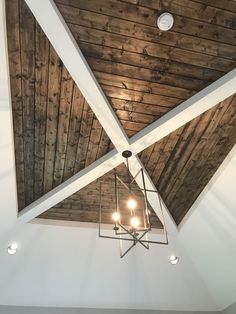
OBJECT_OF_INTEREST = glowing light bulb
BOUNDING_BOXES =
[112,212,120,222]
[7,243,18,255]
[130,216,140,228]
[127,198,137,210]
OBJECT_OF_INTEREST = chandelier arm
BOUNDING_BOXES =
[130,169,142,185]
[118,222,135,238]
[99,234,136,242]
[141,168,151,229]
[116,175,137,199]
[120,241,137,258]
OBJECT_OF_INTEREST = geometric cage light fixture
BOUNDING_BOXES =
[99,150,168,258]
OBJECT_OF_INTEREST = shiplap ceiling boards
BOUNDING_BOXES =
[5,0,236,228]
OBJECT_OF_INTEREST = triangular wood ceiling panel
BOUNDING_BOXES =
[38,164,163,229]
[55,0,236,136]
[6,0,112,211]
[139,95,236,224]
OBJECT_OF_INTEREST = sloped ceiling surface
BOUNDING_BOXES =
[5,0,236,225]
[6,0,112,211]
[55,0,236,136]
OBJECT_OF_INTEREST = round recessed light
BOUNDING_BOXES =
[169,255,179,265]
[7,243,18,255]
[157,12,174,31]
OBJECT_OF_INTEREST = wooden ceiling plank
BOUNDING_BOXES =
[18,149,124,223]
[130,69,236,156]
[158,113,216,204]
[34,22,49,200]
[151,126,185,186]
[5,0,25,210]
[145,136,170,176]
[79,41,223,82]
[175,124,236,224]
[156,116,203,196]
[63,86,85,181]
[20,0,35,207]
[94,72,195,100]
[57,1,236,63]
[96,129,111,160]
[43,46,62,194]
[53,67,74,188]
[165,96,235,209]
[26,0,129,152]
[88,58,207,91]
[115,110,156,125]
[56,0,236,46]
[73,101,94,173]
[138,0,236,29]
[120,119,147,134]
[191,0,236,13]
[102,85,180,108]
[68,22,236,71]
[85,118,103,167]
[170,98,236,223]
[110,98,169,117]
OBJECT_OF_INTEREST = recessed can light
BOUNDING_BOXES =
[7,243,18,255]
[169,255,179,265]
[157,12,174,31]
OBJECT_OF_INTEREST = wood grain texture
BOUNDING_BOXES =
[6,0,236,226]
[140,95,236,224]
[55,0,236,135]
[6,0,111,211]
[39,164,163,229]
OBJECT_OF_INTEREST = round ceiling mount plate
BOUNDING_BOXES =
[122,150,132,158]
[157,12,174,31]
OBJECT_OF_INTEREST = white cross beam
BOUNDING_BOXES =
[18,0,236,233]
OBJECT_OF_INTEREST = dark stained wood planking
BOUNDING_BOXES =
[44,46,62,194]
[140,95,236,224]
[135,0,236,29]
[53,67,74,188]
[19,0,35,206]
[6,0,111,211]
[6,0,236,227]
[55,0,236,136]
[34,22,49,200]
[39,164,163,229]
[57,1,236,62]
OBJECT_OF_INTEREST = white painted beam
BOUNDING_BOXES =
[18,149,124,223]
[25,0,129,152]
[0,0,18,236]
[130,68,236,154]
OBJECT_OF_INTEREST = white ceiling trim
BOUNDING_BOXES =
[19,0,236,231]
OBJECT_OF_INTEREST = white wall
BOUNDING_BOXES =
[223,302,236,314]
[0,306,220,314]
[178,146,236,310]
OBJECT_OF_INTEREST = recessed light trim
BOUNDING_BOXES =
[7,243,18,255]
[157,12,174,31]
[169,255,179,265]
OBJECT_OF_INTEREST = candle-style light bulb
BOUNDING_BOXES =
[112,212,120,222]
[130,216,140,228]
[127,198,137,210]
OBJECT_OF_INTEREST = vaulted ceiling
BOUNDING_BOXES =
[5,0,236,226]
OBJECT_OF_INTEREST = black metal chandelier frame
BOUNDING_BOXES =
[98,150,168,258]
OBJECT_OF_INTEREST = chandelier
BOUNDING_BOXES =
[99,150,168,258]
